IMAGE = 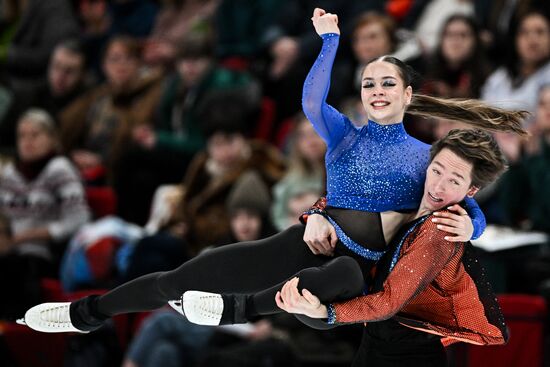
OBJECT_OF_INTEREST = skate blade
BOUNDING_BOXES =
[168,300,184,316]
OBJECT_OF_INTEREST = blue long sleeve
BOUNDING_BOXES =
[463,197,486,240]
[302,33,351,148]
[301,33,487,235]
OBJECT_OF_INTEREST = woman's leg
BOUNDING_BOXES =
[249,256,365,317]
[181,256,366,327]
[73,225,328,328]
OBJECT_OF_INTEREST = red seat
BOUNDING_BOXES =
[452,294,547,367]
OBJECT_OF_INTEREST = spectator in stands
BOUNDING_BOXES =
[30,40,89,122]
[143,0,218,69]
[340,11,399,126]
[272,113,325,230]
[0,109,90,318]
[1,0,78,96]
[497,84,550,232]
[479,0,549,63]
[115,36,259,225]
[262,1,380,122]
[0,0,79,149]
[350,12,397,90]
[481,10,550,122]
[409,0,474,54]
[164,89,285,255]
[423,14,491,99]
[58,36,163,224]
[1,40,88,152]
[78,0,159,80]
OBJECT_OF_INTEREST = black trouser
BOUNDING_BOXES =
[78,225,366,325]
[352,324,447,367]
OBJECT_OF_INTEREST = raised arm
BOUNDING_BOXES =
[302,8,350,146]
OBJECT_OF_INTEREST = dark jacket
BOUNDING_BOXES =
[172,141,286,254]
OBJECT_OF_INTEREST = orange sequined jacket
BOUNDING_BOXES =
[328,213,508,346]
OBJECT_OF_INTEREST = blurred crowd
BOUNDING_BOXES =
[1,0,550,366]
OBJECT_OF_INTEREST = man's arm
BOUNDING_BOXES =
[278,215,462,324]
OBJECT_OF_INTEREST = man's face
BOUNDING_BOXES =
[420,148,478,212]
[48,48,84,96]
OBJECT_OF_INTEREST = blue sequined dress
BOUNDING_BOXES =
[302,33,484,261]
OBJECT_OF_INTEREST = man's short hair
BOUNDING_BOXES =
[429,129,508,188]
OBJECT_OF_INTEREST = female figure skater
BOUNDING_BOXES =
[20,8,526,333]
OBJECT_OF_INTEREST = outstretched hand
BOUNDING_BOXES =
[433,204,474,242]
[275,277,328,319]
[311,8,340,36]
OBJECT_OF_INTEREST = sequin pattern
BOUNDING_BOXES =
[302,33,430,213]
[327,216,385,260]
[330,213,508,346]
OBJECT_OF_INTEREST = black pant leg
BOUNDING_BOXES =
[96,225,328,316]
[251,256,365,316]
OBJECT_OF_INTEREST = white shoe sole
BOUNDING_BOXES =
[182,291,223,326]
[22,302,86,333]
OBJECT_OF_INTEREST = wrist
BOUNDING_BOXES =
[326,304,336,324]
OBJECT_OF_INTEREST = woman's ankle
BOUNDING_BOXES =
[69,295,108,332]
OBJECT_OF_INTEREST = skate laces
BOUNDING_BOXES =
[41,304,71,327]
[198,294,223,319]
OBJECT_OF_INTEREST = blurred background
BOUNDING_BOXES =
[0,1,549,366]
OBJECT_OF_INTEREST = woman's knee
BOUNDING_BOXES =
[324,256,364,296]
[295,256,364,301]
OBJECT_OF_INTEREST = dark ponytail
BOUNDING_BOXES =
[365,56,530,136]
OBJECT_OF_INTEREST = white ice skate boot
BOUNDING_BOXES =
[17,302,86,333]
[182,291,224,326]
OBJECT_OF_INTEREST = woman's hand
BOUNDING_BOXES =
[303,214,337,256]
[433,204,474,241]
[311,8,340,36]
[275,277,328,318]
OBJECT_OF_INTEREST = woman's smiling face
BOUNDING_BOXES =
[361,60,412,124]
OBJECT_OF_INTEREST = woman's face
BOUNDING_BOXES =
[295,119,326,164]
[103,41,140,88]
[207,132,246,168]
[535,87,550,130]
[352,22,392,64]
[17,120,56,162]
[230,209,262,242]
[361,61,412,124]
[441,19,475,66]
[516,14,550,67]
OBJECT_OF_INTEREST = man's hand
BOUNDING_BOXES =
[303,214,337,256]
[433,204,474,241]
[275,277,328,318]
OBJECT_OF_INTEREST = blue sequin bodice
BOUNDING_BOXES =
[326,120,429,211]
[302,33,430,212]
